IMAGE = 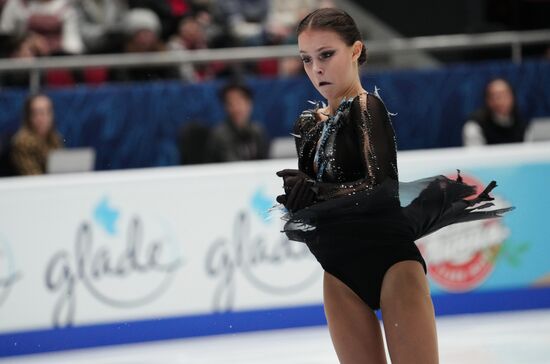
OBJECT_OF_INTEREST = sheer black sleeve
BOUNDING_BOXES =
[314,92,399,201]
[293,108,322,180]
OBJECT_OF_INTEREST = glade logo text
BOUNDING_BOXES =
[205,188,319,311]
[0,235,21,307]
[44,198,183,327]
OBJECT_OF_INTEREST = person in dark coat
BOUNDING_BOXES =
[205,82,269,162]
[463,78,527,146]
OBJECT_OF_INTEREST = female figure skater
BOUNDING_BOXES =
[276,8,512,364]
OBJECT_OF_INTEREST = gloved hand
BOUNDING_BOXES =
[276,169,312,191]
[276,169,317,212]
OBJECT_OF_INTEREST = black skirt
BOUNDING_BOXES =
[282,173,513,310]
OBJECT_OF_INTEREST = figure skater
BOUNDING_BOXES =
[276,8,513,364]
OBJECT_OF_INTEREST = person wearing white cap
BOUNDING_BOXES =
[110,8,178,82]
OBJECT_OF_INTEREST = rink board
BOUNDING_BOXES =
[1,143,549,357]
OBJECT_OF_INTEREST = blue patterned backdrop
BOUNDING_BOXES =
[1,59,549,170]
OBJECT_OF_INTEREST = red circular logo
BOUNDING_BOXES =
[416,174,509,292]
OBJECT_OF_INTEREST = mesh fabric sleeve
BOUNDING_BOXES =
[314,92,399,201]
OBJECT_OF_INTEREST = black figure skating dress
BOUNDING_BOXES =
[280,90,513,310]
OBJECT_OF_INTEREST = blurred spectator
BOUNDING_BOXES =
[463,78,528,146]
[205,81,269,162]
[11,94,64,175]
[0,33,49,87]
[168,14,212,81]
[75,0,127,54]
[211,0,269,46]
[110,8,179,82]
[128,0,191,40]
[260,0,329,78]
[0,32,108,87]
[265,0,319,44]
[0,0,83,55]
[277,56,305,78]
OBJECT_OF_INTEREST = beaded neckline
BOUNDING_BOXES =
[313,96,357,181]
[310,91,368,121]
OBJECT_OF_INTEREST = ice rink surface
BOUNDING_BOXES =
[4,309,550,364]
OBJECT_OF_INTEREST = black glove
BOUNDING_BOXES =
[276,169,311,191]
[276,169,317,212]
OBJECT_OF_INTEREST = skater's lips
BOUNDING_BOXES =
[319,81,332,87]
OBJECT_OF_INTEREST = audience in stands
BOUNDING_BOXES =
[261,0,325,78]
[463,78,528,146]
[205,81,269,162]
[0,0,331,83]
[11,94,64,175]
[110,8,179,82]
[211,0,269,47]
[1,0,550,85]
[0,0,83,55]
[265,0,318,42]
[0,33,49,87]
[128,0,191,41]
[168,14,213,81]
[75,0,127,54]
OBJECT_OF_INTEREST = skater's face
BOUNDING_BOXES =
[298,29,362,101]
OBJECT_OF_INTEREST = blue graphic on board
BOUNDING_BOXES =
[250,187,275,224]
[93,197,120,236]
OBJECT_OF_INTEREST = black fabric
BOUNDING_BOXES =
[276,169,317,212]
[294,93,398,201]
[469,109,527,144]
[178,122,211,164]
[280,91,513,310]
[205,119,269,163]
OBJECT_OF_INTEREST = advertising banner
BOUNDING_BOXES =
[1,142,549,356]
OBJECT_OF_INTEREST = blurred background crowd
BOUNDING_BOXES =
[0,0,549,177]
[0,0,335,86]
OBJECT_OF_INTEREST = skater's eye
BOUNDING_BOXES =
[319,50,335,60]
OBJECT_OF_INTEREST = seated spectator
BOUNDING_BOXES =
[260,0,327,78]
[110,8,179,82]
[205,82,269,162]
[75,0,128,54]
[463,78,528,146]
[128,0,191,40]
[211,0,269,46]
[168,14,208,51]
[11,94,64,175]
[0,33,49,88]
[168,14,212,81]
[0,32,107,87]
[0,0,83,55]
[265,0,319,44]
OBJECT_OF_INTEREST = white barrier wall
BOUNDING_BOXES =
[0,160,322,332]
[1,142,550,356]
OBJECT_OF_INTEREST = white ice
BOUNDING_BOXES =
[3,309,550,364]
